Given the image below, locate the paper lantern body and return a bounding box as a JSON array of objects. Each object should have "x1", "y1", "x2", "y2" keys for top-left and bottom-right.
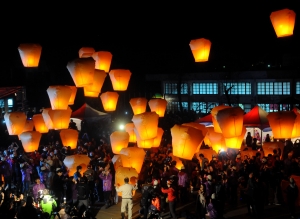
[
  {"x1": 267, "y1": 111, "x2": 296, "y2": 139},
  {"x1": 224, "y1": 126, "x2": 246, "y2": 149},
  {"x1": 115, "y1": 167, "x2": 138, "y2": 196},
  {"x1": 47, "y1": 86, "x2": 72, "y2": 110},
  {"x1": 100, "y1": 92, "x2": 119, "y2": 111},
  {"x1": 60, "y1": 129, "x2": 79, "y2": 149},
  {"x1": 195, "y1": 149, "x2": 217, "y2": 163},
  {"x1": 18, "y1": 43, "x2": 42, "y2": 67},
  {"x1": 22, "y1": 120, "x2": 34, "y2": 132},
  {"x1": 67, "y1": 86, "x2": 77, "y2": 105},
  {"x1": 130, "y1": 98, "x2": 147, "y2": 115},
  {"x1": 182, "y1": 122, "x2": 208, "y2": 151},
  {"x1": 110, "y1": 131, "x2": 129, "y2": 154},
  {"x1": 292, "y1": 113, "x2": 300, "y2": 138},
  {"x1": 19, "y1": 131, "x2": 41, "y2": 152},
  {"x1": 112, "y1": 155, "x2": 123, "y2": 171},
  {"x1": 134, "y1": 128, "x2": 154, "y2": 148},
  {"x1": 171, "y1": 124, "x2": 205, "y2": 160},
  {"x1": 125, "y1": 123, "x2": 137, "y2": 143},
  {"x1": 189, "y1": 38, "x2": 211, "y2": 62},
  {"x1": 83, "y1": 87, "x2": 99, "y2": 97},
  {"x1": 79, "y1": 47, "x2": 95, "y2": 58},
  {"x1": 67, "y1": 58, "x2": 95, "y2": 87},
  {"x1": 211, "y1": 105, "x2": 232, "y2": 133},
  {"x1": 153, "y1": 128, "x2": 164, "y2": 147},
  {"x1": 4, "y1": 112, "x2": 27, "y2": 135},
  {"x1": 270, "y1": 9, "x2": 296, "y2": 38},
  {"x1": 148, "y1": 99, "x2": 167, "y2": 117},
  {"x1": 63, "y1": 154, "x2": 91, "y2": 176},
  {"x1": 84, "y1": 70, "x2": 107, "y2": 94},
  {"x1": 48, "y1": 108, "x2": 72, "y2": 130},
  {"x1": 93, "y1": 51, "x2": 113, "y2": 72},
  {"x1": 33, "y1": 114, "x2": 49, "y2": 133},
  {"x1": 119, "y1": 147, "x2": 145, "y2": 173},
  {"x1": 216, "y1": 107, "x2": 244, "y2": 138},
  {"x1": 42, "y1": 108, "x2": 54, "y2": 129},
  {"x1": 171, "y1": 155, "x2": 184, "y2": 170},
  {"x1": 109, "y1": 69, "x2": 132, "y2": 91},
  {"x1": 132, "y1": 112, "x2": 159, "y2": 140},
  {"x1": 206, "y1": 127, "x2": 226, "y2": 152}
]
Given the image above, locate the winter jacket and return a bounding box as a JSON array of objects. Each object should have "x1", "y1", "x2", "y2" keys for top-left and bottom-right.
[{"x1": 99, "y1": 172, "x2": 113, "y2": 191}]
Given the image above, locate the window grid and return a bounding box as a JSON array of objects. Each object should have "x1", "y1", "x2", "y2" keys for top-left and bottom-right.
[
  {"x1": 257, "y1": 82, "x2": 290, "y2": 95},
  {"x1": 167, "y1": 102, "x2": 188, "y2": 112},
  {"x1": 192, "y1": 83, "x2": 218, "y2": 94},
  {"x1": 296, "y1": 82, "x2": 300, "y2": 94},
  {"x1": 165, "y1": 83, "x2": 188, "y2": 94},
  {"x1": 223, "y1": 82, "x2": 251, "y2": 95}
]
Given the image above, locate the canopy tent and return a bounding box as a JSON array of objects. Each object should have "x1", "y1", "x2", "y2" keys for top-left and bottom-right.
[
  {"x1": 243, "y1": 105, "x2": 269, "y2": 129},
  {"x1": 71, "y1": 103, "x2": 111, "y2": 123},
  {"x1": 195, "y1": 114, "x2": 212, "y2": 126}
]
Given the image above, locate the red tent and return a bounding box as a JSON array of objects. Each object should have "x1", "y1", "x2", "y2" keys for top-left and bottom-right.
[
  {"x1": 195, "y1": 114, "x2": 212, "y2": 124},
  {"x1": 243, "y1": 105, "x2": 269, "y2": 128},
  {"x1": 71, "y1": 103, "x2": 111, "y2": 122}
]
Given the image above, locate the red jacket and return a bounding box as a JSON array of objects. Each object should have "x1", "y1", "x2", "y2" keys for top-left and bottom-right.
[{"x1": 161, "y1": 187, "x2": 176, "y2": 202}]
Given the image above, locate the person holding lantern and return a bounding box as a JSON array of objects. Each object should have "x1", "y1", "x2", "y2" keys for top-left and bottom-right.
[{"x1": 161, "y1": 180, "x2": 177, "y2": 219}]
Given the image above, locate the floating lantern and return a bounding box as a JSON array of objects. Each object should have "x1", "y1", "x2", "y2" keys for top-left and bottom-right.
[
  {"x1": 93, "y1": 51, "x2": 113, "y2": 72},
  {"x1": 83, "y1": 87, "x2": 99, "y2": 97},
  {"x1": 19, "y1": 131, "x2": 41, "y2": 153},
  {"x1": 211, "y1": 105, "x2": 231, "y2": 133},
  {"x1": 195, "y1": 149, "x2": 218, "y2": 163},
  {"x1": 32, "y1": 114, "x2": 49, "y2": 133},
  {"x1": 22, "y1": 120, "x2": 34, "y2": 132},
  {"x1": 206, "y1": 127, "x2": 226, "y2": 152},
  {"x1": 292, "y1": 112, "x2": 300, "y2": 138},
  {"x1": 100, "y1": 91, "x2": 119, "y2": 111},
  {"x1": 109, "y1": 69, "x2": 132, "y2": 91},
  {"x1": 18, "y1": 43, "x2": 42, "y2": 67},
  {"x1": 182, "y1": 122, "x2": 208, "y2": 151},
  {"x1": 189, "y1": 38, "x2": 211, "y2": 62},
  {"x1": 224, "y1": 126, "x2": 246, "y2": 149},
  {"x1": 60, "y1": 129, "x2": 79, "y2": 149},
  {"x1": 42, "y1": 108, "x2": 54, "y2": 130},
  {"x1": 48, "y1": 107, "x2": 72, "y2": 130},
  {"x1": 267, "y1": 111, "x2": 296, "y2": 139},
  {"x1": 79, "y1": 47, "x2": 95, "y2": 58},
  {"x1": 153, "y1": 127, "x2": 164, "y2": 147},
  {"x1": 47, "y1": 86, "x2": 72, "y2": 110},
  {"x1": 67, "y1": 86, "x2": 77, "y2": 105},
  {"x1": 67, "y1": 58, "x2": 95, "y2": 87},
  {"x1": 115, "y1": 167, "x2": 138, "y2": 196},
  {"x1": 63, "y1": 154, "x2": 90, "y2": 176},
  {"x1": 132, "y1": 112, "x2": 159, "y2": 140},
  {"x1": 170, "y1": 155, "x2": 184, "y2": 170},
  {"x1": 124, "y1": 123, "x2": 137, "y2": 143},
  {"x1": 84, "y1": 70, "x2": 107, "y2": 94},
  {"x1": 119, "y1": 147, "x2": 145, "y2": 173},
  {"x1": 110, "y1": 131, "x2": 129, "y2": 154},
  {"x1": 112, "y1": 155, "x2": 123, "y2": 171},
  {"x1": 134, "y1": 128, "x2": 154, "y2": 148},
  {"x1": 270, "y1": 9, "x2": 296, "y2": 38},
  {"x1": 129, "y1": 97, "x2": 147, "y2": 115},
  {"x1": 148, "y1": 99, "x2": 167, "y2": 117},
  {"x1": 4, "y1": 112, "x2": 27, "y2": 135}
]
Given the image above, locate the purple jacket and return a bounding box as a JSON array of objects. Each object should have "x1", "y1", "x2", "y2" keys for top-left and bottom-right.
[
  {"x1": 21, "y1": 165, "x2": 32, "y2": 181},
  {"x1": 0, "y1": 161, "x2": 12, "y2": 177},
  {"x1": 32, "y1": 183, "x2": 46, "y2": 200},
  {"x1": 99, "y1": 172, "x2": 112, "y2": 191},
  {"x1": 178, "y1": 172, "x2": 188, "y2": 187},
  {"x1": 207, "y1": 202, "x2": 218, "y2": 219}
]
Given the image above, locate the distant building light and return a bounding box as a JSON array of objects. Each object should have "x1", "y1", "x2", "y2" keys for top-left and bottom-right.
[
  {"x1": 267, "y1": 65, "x2": 270, "y2": 67},
  {"x1": 125, "y1": 111, "x2": 128, "y2": 115},
  {"x1": 223, "y1": 66, "x2": 225, "y2": 68}
]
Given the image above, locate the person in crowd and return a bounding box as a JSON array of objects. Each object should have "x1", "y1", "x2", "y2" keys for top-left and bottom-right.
[
  {"x1": 77, "y1": 176, "x2": 90, "y2": 212},
  {"x1": 161, "y1": 180, "x2": 177, "y2": 219},
  {"x1": 39, "y1": 189, "x2": 57, "y2": 219},
  {"x1": 286, "y1": 177, "x2": 298, "y2": 219},
  {"x1": 140, "y1": 177, "x2": 154, "y2": 218},
  {"x1": 52, "y1": 168, "x2": 64, "y2": 207},
  {"x1": 20, "y1": 162, "x2": 32, "y2": 195},
  {"x1": 32, "y1": 176, "x2": 46, "y2": 202},
  {"x1": 99, "y1": 167, "x2": 113, "y2": 209}
]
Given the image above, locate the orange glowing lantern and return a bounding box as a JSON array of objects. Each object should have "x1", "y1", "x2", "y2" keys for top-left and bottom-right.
[
  {"x1": 195, "y1": 149, "x2": 218, "y2": 163},
  {"x1": 19, "y1": 131, "x2": 41, "y2": 153},
  {"x1": 110, "y1": 131, "x2": 129, "y2": 154},
  {"x1": 119, "y1": 147, "x2": 145, "y2": 173},
  {"x1": 206, "y1": 127, "x2": 226, "y2": 152},
  {"x1": 132, "y1": 112, "x2": 159, "y2": 140},
  {"x1": 18, "y1": 43, "x2": 42, "y2": 67},
  {"x1": 267, "y1": 111, "x2": 296, "y2": 139},
  {"x1": 67, "y1": 86, "x2": 77, "y2": 105},
  {"x1": 63, "y1": 154, "x2": 90, "y2": 176},
  {"x1": 134, "y1": 128, "x2": 154, "y2": 148},
  {"x1": 48, "y1": 107, "x2": 72, "y2": 130},
  {"x1": 22, "y1": 120, "x2": 34, "y2": 132},
  {"x1": 100, "y1": 91, "x2": 119, "y2": 111},
  {"x1": 153, "y1": 127, "x2": 164, "y2": 147},
  {"x1": 124, "y1": 123, "x2": 137, "y2": 143},
  {"x1": 84, "y1": 69, "x2": 107, "y2": 94},
  {"x1": 83, "y1": 87, "x2": 99, "y2": 97},
  {"x1": 32, "y1": 114, "x2": 49, "y2": 133},
  {"x1": 129, "y1": 98, "x2": 147, "y2": 115},
  {"x1": 79, "y1": 47, "x2": 95, "y2": 58},
  {"x1": 170, "y1": 155, "x2": 184, "y2": 170},
  {"x1": 148, "y1": 99, "x2": 167, "y2": 117},
  {"x1": 112, "y1": 155, "x2": 123, "y2": 171},
  {"x1": 263, "y1": 141, "x2": 284, "y2": 159},
  {"x1": 4, "y1": 112, "x2": 27, "y2": 135},
  {"x1": 182, "y1": 122, "x2": 208, "y2": 151},
  {"x1": 67, "y1": 57, "x2": 95, "y2": 87},
  {"x1": 93, "y1": 51, "x2": 113, "y2": 72},
  {"x1": 42, "y1": 108, "x2": 54, "y2": 130},
  {"x1": 47, "y1": 86, "x2": 72, "y2": 110},
  {"x1": 224, "y1": 126, "x2": 246, "y2": 149},
  {"x1": 115, "y1": 167, "x2": 138, "y2": 196},
  {"x1": 270, "y1": 9, "x2": 296, "y2": 38},
  {"x1": 171, "y1": 124, "x2": 205, "y2": 160},
  {"x1": 292, "y1": 112, "x2": 300, "y2": 138},
  {"x1": 189, "y1": 38, "x2": 211, "y2": 62},
  {"x1": 109, "y1": 69, "x2": 132, "y2": 91},
  {"x1": 60, "y1": 129, "x2": 79, "y2": 149},
  {"x1": 216, "y1": 107, "x2": 244, "y2": 138},
  {"x1": 211, "y1": 105, "x2": 231, "y2": 133}
]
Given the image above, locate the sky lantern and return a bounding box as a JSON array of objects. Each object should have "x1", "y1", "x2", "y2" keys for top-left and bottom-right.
[
  {"x1": 134, "y1": 128, "x2": 154, "y2": 148},
  {"x1": 112, "y1": 155, "x2": 123, "y2": 171},
  {"x1": 211, "y1": 105, "x2": 231, "y2": 133},
  {"x1": 67, "y1": 86, "x2": 77, "y2": 105},
  {"x1": 206, "y1": 127, "x2": 226, "y2": 152},
  {"x1": 63, "y1": 154, "x2": 90, "y2": 176},
  {"x1": 224, "y1": 126, "x2": 246, "y2": 149},
  {"x1": 129, "y1": 97, "x2": 147, "y2": 115},
  {"x1": 109, "y1": 69, "x2": 132, "y2": 91},
  {"x1": 19, "y1": 131, "x2": 41, "y2": 153},
  {"x1": 60, "y1": 129, "x2": 79, "y2": 149},
  {"x1": 119, "y1": 147, "x2": 145, "y2": 173},
  {"x1": 42, "y1": 108, "x2": 54, "y2": 129},
  {"x1": 18, "y1": 43, "x2": 42, "y2": 67},
  {"x1": 115, "y1": 167, "x2": 138, "y2": 196},
  {"x1": 4, "y1": 112, "x2": 27, "y2": 135},
  {"x1": 32, "y1": 114, "x2": 49, "y2": 133},
  {"x1": 67, "y1": 57, "x2": 95, "y2": 87},
  {"x1": 100, "y1": 91, "x2": 119, "y2": 111},
  {"x1": 83, "y1": 87, "x2": 99, "y2": 97},
  {"x1": 182, "y1": 122, "x2": 208, "y2": 151},
  {"x1": 79, "y1": 47, "x2": 95, "y2": 58},
  {"x1": 132, "y1": 112, "x2": 159, "y2": 140},
  {"x1": 124, "y1": 123, "x2": 137, "y2": 143},
  {"x1": 152, "y1": 127, "x2": 164, "y2": 147},
  {"x1": 263, "y1": 141, "x2": 284, "y2": 159},
  {"x1": 171, "y1": 124, "x2": 205, "y2": 160},
  {"x1": 110, "y1": 131, "x2": 129, "y2": 154},
  {"x1": 84, "y1": 69, "x2": 107, "y2": 94},
  {"x1": 47, "y1": 86, "x2": 72, "y2": 110},
  {"x1": 195, "y1": 149, "x2": 218, "y2": 163},
  {"x1": 93, "y1": 51, "x2": 113, "y2": 72},
  {"x1": 48, "y1": 107, "x2": 72, "y2": 130},
  {"x1": 270, "y1": 9, "x2": 296, "y2": 38},
  {"x1": 267, "y1": 111, "x2": 296, "y2": 139},
  {"x1": 292, "y1": 112, "x2": 300, "y2": 138},
  {"x1": 216, "y1": 107, "x2": 244, "y2": 138},
  {"x1": 22, "y1": 120, "x2": 34, "y2": 132},
  {"x1": 148, "y1": 99, "x2": 167, "y2": 117},
  {"x1": 189, "y1": 38, "x2": 211, "y2": 62},
  {"x1": 170, "y1": 155, "x2": 184, "y2": 170}
]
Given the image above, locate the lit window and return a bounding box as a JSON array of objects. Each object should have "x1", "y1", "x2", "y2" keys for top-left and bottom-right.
[
  {"x1": 257, "y1": 82, "x2": 290, "y2": 95},
  {"x1": 223, "y1": 82, "x2": 251, "y2": 95},
  {"x1": 165, "y1": 83, "x2": 188, "y2": 94},
  {"x1": 192, "y1": 83, "x2": 218, "y2": 94},
  {"x1": 8, "y1": 99, "x2": 13, "y2": 107}
]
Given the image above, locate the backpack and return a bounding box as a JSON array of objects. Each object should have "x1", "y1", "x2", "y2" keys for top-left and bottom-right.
[{"x1": 77, "y1": 183, "x2": 87, "y2": 200}]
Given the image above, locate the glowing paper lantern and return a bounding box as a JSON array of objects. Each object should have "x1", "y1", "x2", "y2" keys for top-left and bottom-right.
[
  {"x1": 211, "y1": 105, "x2": 231, "y2": 133},
  {"x1": 67, "y1": 58, "x2": 95, "y2": 87},
  {"x1": 182, "y1": 122, "x2": 208, "y2": 151},
  {"x1": 83, "y1": 87, "x2": 99, "y2": 97},
  {"x1": 47, "y1": 86, "x2": 72, "y2": 110},
  {"x1": 119, "y1": 147, "x2": 145, "y2": 173},
  {"x1": 67, "y1": 86, "x2": 77, "y2": 105},
  {"x1": 18, "y1": 43, "x2": 42, "y2": 67},
  {"x1": 124, "y1": 123, "x2": 137, "y2": 143},
  {"x1": 93, "y1": 51, "x2": 113, "y2": 72},
  {"x1": 216, "y1": 107, "x2": 244, "y2": 138},
  {"x1": 19, "y1": 131, "x2": 41, "y2": 153},
  {"x1": 112, "y1": 155, "x2": 123, "y2": 171},
  {"x1": 132, "y1": 112, "x2": 159, "y2": 140},
  {"x1": 171, "y1": 124, "x2": 205, "y2": 160},
  {"x1": 148, "y1": 99, "x2": 167, "y2": 117},
  {"x1": 224, "y1": 126, "x2": 246, "y2": 149},
  {"x1": 171, "y1": 155, "x2": 184, "y2": 170},
  {"x1": 292, "y1": 112, "x2": 300, "y2": 138},
  {"x1": 195, "y1": 149, "x2": 218, "y2": 163},
  {"x1": 4, "y1": 112, "x2": 27, "y2": 135},
  {"x1": 189, "y1": 38, "x2": 211, "y2": 62},
  {"x1": 22, "y1": 120, "x2": 34, "y2": 132},
  {"x1": 100, "y1": 91, "x2": 119, "y2": 111},
  {"x1": 109, "y1": 69, "x2": 132, "y2": 91},
  {"x1": 60, "y1": 129, "x2": 79, "y2": 149},
  {"x1": 84, "y1": 69, "x2": 107, "y2": 94},
  {"x1": 115, "y1": 167, "x2": 138, "y2": 196},
  {"x1": 63, "y1": 154, "x2": 90, "y2": 176},
  {"x1": 48, "y1": 107, "x2": 72, "y2": 130},
  {"x1": 79, "y1": 47, "x2": 95, "y2": 58},
  {"x1": 263, "y1": 141, "x2": 284, "y2": 159},
  {"x1": 110, "y1": 131, "x2": 129, "y2": 154},
  {"x1": 129, "y1": 98, "x2": 147, "y2": 115},
  {"x1": 153, "y1": 128, "x2": 164, "y2": 147},
  {"x1": 270, "y1": 9, "x2": 296, "y2": 38},
  {"x1": 42, "y1": 108, "x2": 54, "y2": 130},
  {"x1": 206, "y1": 127, "x2": 226, "y2": 152},
  {"x1": 33, "y1": 114, "x2": 49, "y2": 133},
  {"x1": 267, "y1": 111, "x2": 296, "y2": 139},
  {"x1": 134, "y1": 128, "x2": 154, "y2": 148}
]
